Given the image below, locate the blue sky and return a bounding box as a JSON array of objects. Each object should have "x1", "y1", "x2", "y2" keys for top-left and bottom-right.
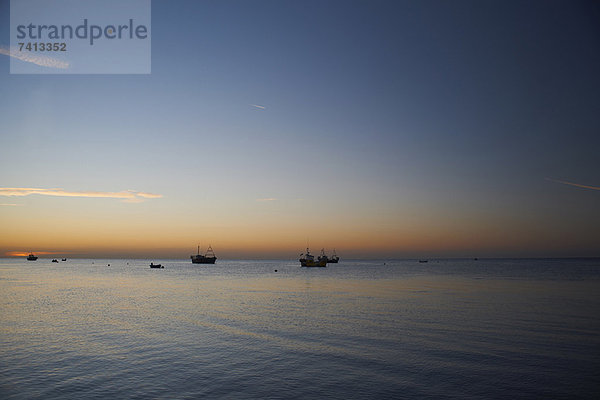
[{"x1": 1, "y1": 0, "x2": 599, "y2": 258}]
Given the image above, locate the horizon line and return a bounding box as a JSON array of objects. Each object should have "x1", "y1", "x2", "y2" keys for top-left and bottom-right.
[{"x1": 4, "y1": 255, "x2": 599, "y2": 260}]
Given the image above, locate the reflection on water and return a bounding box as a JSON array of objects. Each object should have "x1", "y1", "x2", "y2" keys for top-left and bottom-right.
[{"x1": 1, "y1": 259, "x2": 599, "y2": 398}]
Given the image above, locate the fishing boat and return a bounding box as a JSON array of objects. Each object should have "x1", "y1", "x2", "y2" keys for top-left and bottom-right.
[
  {"x1": 150, "y1": 263, "x2": 163, "y2": 268},
  {"x1": 52, "y1": 259, "x2": 58, "y2": 263},
  {"x1": 27, "y1": 253, "x2": 38, "y2": 261},
  {"x1": 62, "y1": 258, "x2": 67, "y2": 261},
  {"x1": 318, "y1": 248, "x2": 329, "y2": 264},
  {"x1": 191, "y1": 245, "x2": 217, "y2": 264},
  {"x1": 329, "y1": 249, "x2": 340, "y2": 263},
  {"x1": 299, "y1": 248, "x2": 327, "y2": 267}
]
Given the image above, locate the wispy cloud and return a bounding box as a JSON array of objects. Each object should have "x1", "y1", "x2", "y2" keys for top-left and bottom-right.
[
  {"x1": 0, "y1": 188, "x2": 163, "y2": 202},
  {"x1": 0, "y1": 45, "x2": 70, "y2": 69},
  {"x1": 256, "y1": 198, "x2": 278, "y2": 202},
  {"x1": 250, "y1": 104, "x2": 266, "y2": 110},
  {"x1": 0, "y1": 203, "x2": 24, "y2": 206},
  {"x1": 546, "y1": 178, "x2": 600, "y2": 191}
]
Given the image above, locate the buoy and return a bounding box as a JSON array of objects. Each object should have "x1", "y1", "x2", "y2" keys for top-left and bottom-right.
[{"x1": 274, "y1": 269, "x2": 278, "y2": 272}]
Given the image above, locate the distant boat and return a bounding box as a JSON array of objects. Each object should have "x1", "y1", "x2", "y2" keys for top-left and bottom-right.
[
  {"x1": 150, "y1": 263, "x2": 163, "y2": 269},
  {"x1": 318, "y1": 248, "x2": 329, "y2": 264},
  {"x1": 419, "y1": 260, "x2": 428, "y2": 263},
  {"x1": 62, "y1": 258, "x2": 67, "y2": 261},
  {"x1": 27, "y1": 253, "x2": 38, "y2": 261},
  {"x1": 299, "y1": 248, "x2": 327, "y2": 267},
  {"x1": 329, "y1": 249, "x2": 340, "y2": 263},
  {"x1": 317, "y1": 248, "x2": 340, "y2": 264},
  {"x1": 191, "y1": 245, "x2": 217, "y2": 264},
  {"x1": 52, "y1": 259, "x2": 58, "y2": 263}
]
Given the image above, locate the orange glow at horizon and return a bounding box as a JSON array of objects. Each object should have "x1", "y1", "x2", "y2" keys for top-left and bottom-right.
[
  {"x1": 3, "y1": 218, "x2": 595, "y2": 259},
  {"x1": 5, "y1": 251, "x2": 67, "y2": 257},
  {"x1": 2, "y1": 186, "x2": 599, "y2": 258}
]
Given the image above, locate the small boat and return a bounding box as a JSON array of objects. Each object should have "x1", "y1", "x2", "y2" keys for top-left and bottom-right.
[
  {"x1": 299, "y1": 248, "x2": 327, "y2": 267},
  {"x1": 329, "y1": 249, "x2": 340, "y2": 263},
  {"x1": 318, "y1": 248, "x2": 329, "y2": 264},
  {"x1": 191, "y1": 245, "x2": 217, "y2": 264},
  {"x1": 62, "y1": 258, "x2": 67, "y2": 261},
  {"x1": 52, "y1": 259, "x2": 58, "y2": 263},
  {"x1": 27, "y1": 253, "x2": 38, "y2": 261},
  {"x1": 150, "y1": 263, "x2": 163, "y2": 268},
  {"x1": 418, "y1": 260, "x2": 428, "y2": 263}
]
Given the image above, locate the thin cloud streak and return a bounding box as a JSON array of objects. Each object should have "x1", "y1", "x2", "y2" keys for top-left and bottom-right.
[
  {"x1": 0, "y1": 203, "x2": 24, "y2": 206},
  {"x1": 250, "y1": 104, "x2": 266, "y2": 109},
  {"x1": 0, "y1": 45, "x2": 70, "y2": 69},
  {"x1": 546, "y1": 178, "x2": 600, "y2": 191},
  {"x1": 256, "y1": 198, "x2": 278, "y2": 202},
  {"x1": 0, "y1": 187, "x2": 163, "y2": 202}
]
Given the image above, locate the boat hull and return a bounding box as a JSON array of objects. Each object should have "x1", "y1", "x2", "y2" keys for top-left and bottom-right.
[
  {"x1": 299, "y1": 259, "x2": 327, "y2": 267},
  {"x1": 191, "y1": 256, "x2": 217, "y2": 264}
]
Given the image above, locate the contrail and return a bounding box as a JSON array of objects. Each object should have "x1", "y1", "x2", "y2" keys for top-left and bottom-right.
[
  {"x1": 0, "y1": 187, "x2": 163, "y2": 202},
  {"x1": 250, "y1": 104, "x2": 266, "y2": 109},
  {"x1": 0, "y1": 45, "x2": 70, "y2": 69},
  {"x1": 546, "y1": 178, "x2": 600, "y2": 191}
]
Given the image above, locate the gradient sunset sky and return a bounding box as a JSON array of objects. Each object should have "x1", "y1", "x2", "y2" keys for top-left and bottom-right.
[{"x1": 1, "y1": 0, "x2": 599, "y2": 259}]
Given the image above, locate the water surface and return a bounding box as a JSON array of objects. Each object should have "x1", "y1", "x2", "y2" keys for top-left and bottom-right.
[{"x1": 1, "y1": 258, "x2": 599, "y2": 398}]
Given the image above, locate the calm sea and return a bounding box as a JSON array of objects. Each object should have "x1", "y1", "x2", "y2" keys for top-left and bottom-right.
[{"x1": 1, "y1": 258, "x2": 599, "y2": 399}]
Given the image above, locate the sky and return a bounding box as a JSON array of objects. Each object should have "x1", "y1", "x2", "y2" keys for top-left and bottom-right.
[{"x1": 1, "y1": 0, "x2": 599, "y2": 259}]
